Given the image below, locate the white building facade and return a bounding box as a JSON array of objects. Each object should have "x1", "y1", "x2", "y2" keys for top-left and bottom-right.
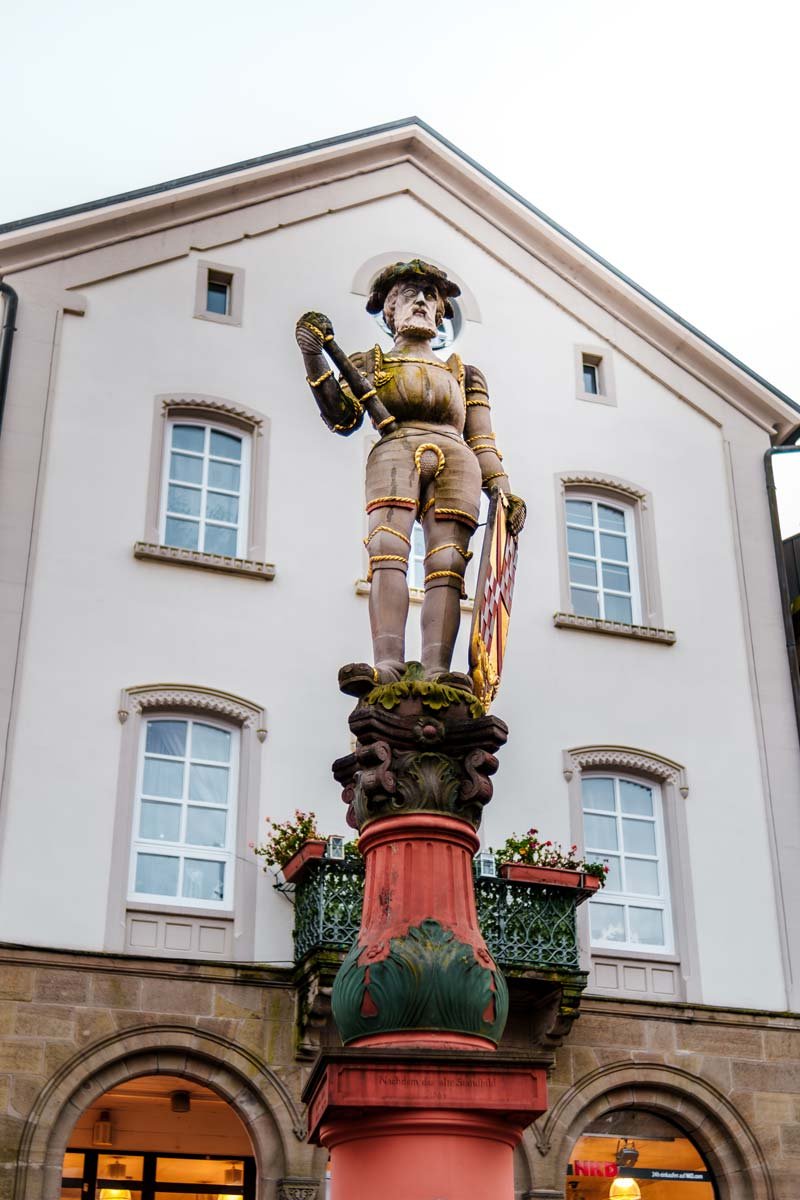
[{"x1": 0, "y1": 120, "x2": 798, "y2": 1200}]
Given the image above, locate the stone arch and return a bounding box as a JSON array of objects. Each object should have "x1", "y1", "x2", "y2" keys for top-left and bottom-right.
[
  {"x1": 14, "y1": 1024, "x2": 319, "y2": 1200},
  {"x1": 526, "y1": 1060, "x2": 773, "y2": 1199}
]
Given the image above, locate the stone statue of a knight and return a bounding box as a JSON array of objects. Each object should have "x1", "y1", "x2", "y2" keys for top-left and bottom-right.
[{"x1": 295, "y1": 259, "x2": 525, "y2": 696}]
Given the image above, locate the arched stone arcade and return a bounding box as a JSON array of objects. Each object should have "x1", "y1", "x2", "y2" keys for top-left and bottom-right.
[{"x1": 12, "y1": 1025, "x2": 324, "y2": 1200}]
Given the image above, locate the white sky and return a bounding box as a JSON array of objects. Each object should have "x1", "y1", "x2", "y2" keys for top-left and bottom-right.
[{"x1": 4, "y1": 0, "x2": 800, "y2": 525}]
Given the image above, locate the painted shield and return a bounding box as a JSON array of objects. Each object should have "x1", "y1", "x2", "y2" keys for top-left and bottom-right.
[{"x1": 469, "y1": 491, "x2": 520, "y2": 710}]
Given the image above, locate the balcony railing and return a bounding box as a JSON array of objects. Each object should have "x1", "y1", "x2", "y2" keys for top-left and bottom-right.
[{"x1": 290, "y1": 859, "x2": 585, "y2": 973}]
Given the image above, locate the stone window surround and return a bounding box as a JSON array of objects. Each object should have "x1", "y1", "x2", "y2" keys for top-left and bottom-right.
[
  {"x1": 105, "y1": 684, "x2": 267, "y2": 960},
  {"x1": 574, "y1": 343, "x2": 616, "y2": 406},
  {"x1": 193, "y1": 259, "x2": 244, "y2": 326},
  {"x1": 554, "y1": 470, "x2": 674, "y2": 644},
  {"x1": 135, "y1": 393, "x2": 275, "y2": 581},
  {"x1": 564, "y1": 744, "x2": 701, "y2": 1003}
]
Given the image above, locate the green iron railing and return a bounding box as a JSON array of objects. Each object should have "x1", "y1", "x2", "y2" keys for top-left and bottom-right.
[{"x1": 291, "y1": 859, "x2": 584, "y2": 973}]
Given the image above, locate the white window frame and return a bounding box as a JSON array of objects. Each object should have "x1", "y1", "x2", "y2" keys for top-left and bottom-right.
[
  {"x1": 193, "y1": 259, "x2": 244, "y2": 326},
  {"x1": 582, "y1": 773, "x2": 674, "y2": 955},
  {"x1": 159, "y1": 418, "x2": 251, "y2": 559},
  {"x1": 565, "y1": 494, "x2": 642, "y2": 625},
  {"x1": 128, "y1": 715, "x2": 240, "y2": 911},
  {"x1": 408, "y1": 522, "x2": 426, "y2": 591}
]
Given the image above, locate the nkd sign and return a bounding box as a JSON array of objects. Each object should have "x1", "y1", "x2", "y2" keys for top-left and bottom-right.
[{"x1": 569, "y1": 1162, "x2": 711, "y2": 1183}]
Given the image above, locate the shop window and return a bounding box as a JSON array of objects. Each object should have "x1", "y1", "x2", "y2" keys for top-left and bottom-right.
[{"x1": 567, "y1": 1108, "x2": 715, "y2": 1197}]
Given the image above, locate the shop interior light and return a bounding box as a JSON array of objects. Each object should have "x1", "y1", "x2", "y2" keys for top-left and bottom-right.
[
  {"x1": 217, "y1": 1162, "x2": 243, "y2": 1200},
  {"x1": 608, "y1": 1179, "x2": 641, "y2": 1200},
  {"x1": 474, "y1": 851, "x2": 497, "y2": 878},
  {"x1": 99, "y1": 1159, "x2": 132, "y2": 1200}
]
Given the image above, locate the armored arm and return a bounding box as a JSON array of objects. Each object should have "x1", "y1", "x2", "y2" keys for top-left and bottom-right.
[
  {"x1": 463, "y1": 364, "x2": 527, "y2": 536},
  {"x1": 295, "y1": 312, "x2": 365, "y2": 436}
]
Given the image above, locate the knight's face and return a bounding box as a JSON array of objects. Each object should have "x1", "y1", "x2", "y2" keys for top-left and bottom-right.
[{"x1": 392, "y1": 282, "x2": 440, "y2": 339}]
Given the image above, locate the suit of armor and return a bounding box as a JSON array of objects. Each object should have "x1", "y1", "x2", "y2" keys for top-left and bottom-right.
[{"x1": 296, "y1": 261, "x2": 523, "y2": 691}]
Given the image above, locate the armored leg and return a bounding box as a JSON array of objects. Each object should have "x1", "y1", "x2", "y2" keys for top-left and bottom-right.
[
  {"x1": 419, "y1": 514, "x2": 473, "y2": 679},
  {"x1": 365, "y1": 505, "x2": 417, "y2": 681}
]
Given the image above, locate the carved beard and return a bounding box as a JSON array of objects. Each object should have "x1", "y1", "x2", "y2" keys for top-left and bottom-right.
[{"x1": 395, "y1": 312, "x2": 438, "y2": 339}]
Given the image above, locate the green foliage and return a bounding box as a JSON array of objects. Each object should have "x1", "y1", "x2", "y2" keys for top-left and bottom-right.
[
  {"x1": 251, "y1": 811, "x2": 361, "y2": 870},
  {"x1": 363, "y1": 670, "x2": 485, "y2": 719},
  {"x1": 492, "y1": 828, "x2": 608, "y2": 883}
]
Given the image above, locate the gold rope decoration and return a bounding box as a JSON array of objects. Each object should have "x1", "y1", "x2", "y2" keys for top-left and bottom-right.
[
  {"x1": 364, "y1": 525, "x2": 412, "y2": 547},
  {"x1": 466, "y1": 432, "x2": 495, "y2": 445},
  {"x1": 424, "y1": 543, "x2": 473, "y2": 562},
  {"x1": 465, "y1": 397, "x2": 490, "y2": 408},
  {"x1": 435, "y1": 507, "x2": 478, "y2": 527},
  {"x1": 418, "y1": 495, "x2": 436, "y2": 520},
  {"x1": 414, "y1": 442, "x2": 446, "y2": 477},
  {"x1": 366, "y1": 496, "x2": 417, "y2": 513},
  {"x1": 306, "y1": 368, "x2": 333, "y2": 388},
  {"x1": 482, "y1": 472, "x2": 507, "y2": 485}
]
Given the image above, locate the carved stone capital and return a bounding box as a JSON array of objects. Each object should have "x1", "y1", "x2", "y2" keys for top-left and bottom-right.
[
  {"x1": 333, "y1": 688, "x2": 507, "y2": 831},
  {"x1": 277, "y1": 1181, "x2": 319, "y2": 1200}
]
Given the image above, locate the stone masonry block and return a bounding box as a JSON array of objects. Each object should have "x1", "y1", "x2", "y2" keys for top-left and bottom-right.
[
  {"x1": 781, "y1": 1122, "x2": 800, "y2": 1155},
  {"x1": 91, "y1": 975, "x2": 143, "y2": 1010},
  {"x1": 33, "y1": 971, "x2": 88, "y2": 1006},
  {"x1": 762, "y1": 1028, "x2": 800, "y2": 1062},
  {"x1": 676, "y1": 1022, "x2": 763, "y2": 1060},
  {"x1": 0, "y1": 1041, "x2": 44, "y2": 1073},
  {"x1": 141, "y1": 978, "x2": 214, "y2": 1016},
  {"x1": 566, "y1": 1015, "x2": 646, "y2": 1048},
  {"x1": 0, "y1": 970, "x2": 33, "y2": 1002},
  {"x1": 0, "y1": 1077, "x2": 8, "y2": 1111},
  {"x1": 214, "y1": 985, "x2": 267, "y2": 1018},
  {"x1": 10, "y1": 1073, "x2": 43, "y2": 1118},
  {"x1": 732, "y1": 1060, "x2": 800, "y2": 1094},
  {"x1": 15, "y1": 1004, "x2": 75, "y2": 1040},
  {"x1": 74, "y1": 1009, "x2": 116, "y2": 1045}
]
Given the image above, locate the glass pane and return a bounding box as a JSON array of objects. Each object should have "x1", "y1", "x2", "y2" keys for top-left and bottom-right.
[
  {"x1": 589, "y1": 902, "x2": 626, "y2": 942},
  {"x1": 189, "y1": 763, "x2": 229, "y2": 805},
  {"x1": 206, "y1": 492, "x2": 239, "y2": 524},
  {"x1": 599, "y1": 531, "x2": 628, "y2": 561},
  {"x1": 62, "y1": 1154, "x2": 85, "y2": 1180},
  {"x1": 139, "y1": 800, "x2": 181, "y2": 842},
  {"x1": 565, "y1": 499, "x2": 593, "y2": 526},
  {"x1": 97, "y1": 1157, "x2": 144, "y2": 1183},
  {"x1": 192, "y1": 723, "x2": 231, "y2": 763},
  {"x1": 207, "y1": 280, "x2": 229, "y2": 314},
  {"x1": 135, "y1": 853, "x2": 179, "y2": 896},
  {"x1": 567, "y1": 526, "x2": 595, "y2": 556},
  {"x1": 208, "y1": 460, "x2": 240, "y2": 491},
  {"x1": 602, "y1": 563, "x2": 630, "y2": 592},
  {"x1": 142, "y1": 757, "x2": 184, "y2": 798},
  {"x1": 167, "y1": 484, "x2": 201, "y2": 517},
  {"x1": 571, "y1": 587, "x2": 600, "y2": 618},
  {"x1": 620, "y1": 780, "x2": 653, "y2": 816},
  {"x1": 183, "y1": 859, "x2": 225, "y2": 901},
  {"x1": 598, "y1": 504, "x2": 626, "y2": 532},
  {"x1": 626, "y1": 857, "x2": 660, "y2": 895},
  {"x1": 169, "y1": 452, "x2": 203, "y2": 484},
  {"x1": 584, "y1": 813, "x2": 619, "y2": 850},
  {"x1": 203, "y1": 525, "x2": 237, "y2": 556},
  {"x1": 186, "y1": 806, "x2": 227, "y2": 847},
  {"x1": 569, "y1": 557, "x2": 597, "y2": 586},
  {"x1": 601, "y1": 855, "x2": 622, "y2": 891},
  {"x1": 164, "y1": 517, "x2": 199, "y2": 550},
  {"x1": 156, "y1": 1160, "x2": 243, "y2": 1185},
  {"x1": 623, "y1": 818, "x2": 656, "y2": 855},
  {"x1": 145, "y1": 720, "x2": 186, "y2": 757},
  {"x1": 604, "y1": 593, "x2": 633, "y2": 623},
  {"x1": 582, "y1": 363, "x2": 598, "y2": 394},
  {"x1": 171, "y1": 425, "x2": 205, "y2": 454},
  {"x1": 582, "y1": 777, "x2": 615, "y2": 811},
  {"x1": 629, "y1": 906, "x2": 665, "y2": 945},
  {"x1": 210, "y1": 430, "x2": 242, "y2": 461}
]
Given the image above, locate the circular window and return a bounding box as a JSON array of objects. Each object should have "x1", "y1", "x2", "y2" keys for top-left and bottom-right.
[{"x1": 374, "y1": 301, "x2": 462, "y2": 352}]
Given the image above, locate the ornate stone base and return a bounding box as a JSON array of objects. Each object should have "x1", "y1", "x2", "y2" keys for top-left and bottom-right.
[{"x1": 303, "y1": 1048, "x2": 549, "y2": 1200}]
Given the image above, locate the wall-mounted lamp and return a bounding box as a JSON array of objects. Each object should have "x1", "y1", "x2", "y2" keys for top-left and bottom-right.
[
  {"x1": 474, "y1": 851, "x2": 497, "y2": 878},
  {"x1": 326, "y1": 836, "x2": 345, "y2": 861},
  {"x1": 217, "y1": 1162, "x2": 243, "y2": 1200},
  {"x1": 615, "y1": 1139, "x2": 639, "y2": 1170},
  {"x1": 170, "y1": 1090, "x2": 191, "y2": 1113},
  {"x1": 92, "y1": 1110, "x2": 113, "y2": 1147}
]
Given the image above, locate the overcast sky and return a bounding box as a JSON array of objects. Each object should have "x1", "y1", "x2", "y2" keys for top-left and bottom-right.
[{"x1": 4, "y1": 0, "x2": 799, "y2": 523}]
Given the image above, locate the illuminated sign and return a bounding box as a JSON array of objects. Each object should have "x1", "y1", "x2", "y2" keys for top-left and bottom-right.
[{"x1": 568, "y1": 1163, "x2": 711, "y2": 1182}]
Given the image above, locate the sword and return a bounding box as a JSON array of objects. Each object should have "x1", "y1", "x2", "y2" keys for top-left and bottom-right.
[{"x1": 300, "y1": 311, "x2": 396, "y2": 433}]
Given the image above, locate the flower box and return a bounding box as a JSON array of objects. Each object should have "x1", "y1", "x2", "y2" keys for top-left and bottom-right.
[
  {"x1": 499, "y1": 864, "x2": 583, "y2": 887},
  {"x1": 281, "y1": 838, "x2": 327, "y2": 885}
]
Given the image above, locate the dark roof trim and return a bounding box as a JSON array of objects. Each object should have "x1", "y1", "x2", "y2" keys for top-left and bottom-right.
[{"x1": 1, "y1": 116, "x2": 795, "y2": 413}]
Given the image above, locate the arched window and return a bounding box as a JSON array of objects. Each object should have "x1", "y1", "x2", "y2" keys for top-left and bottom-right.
[{"x1": 555, "y1": 472, "x2": 674, "y2": 644}]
